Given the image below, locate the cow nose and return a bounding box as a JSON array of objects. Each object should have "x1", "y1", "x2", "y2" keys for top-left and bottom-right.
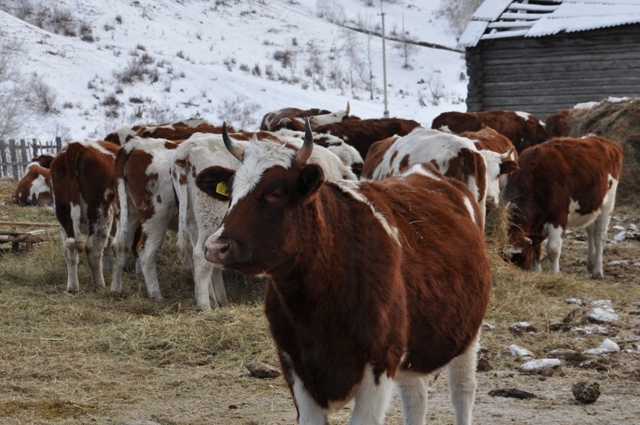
[
  {"x1": 205, "y1": 239, "x2": 232, "y2": 263},
  {"x1": 486, "y1": 196, "x2": 496, "y2": 208}
]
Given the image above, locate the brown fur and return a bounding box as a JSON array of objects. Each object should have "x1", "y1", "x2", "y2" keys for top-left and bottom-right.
[
  {"x1": 197, "y1": 156, "x2": 491, "y2": 414},
  {"x1": 545, "y1": 109, "x2": 573, "y2": 138},
  {"x1": 503, "y1": 136, "x2": 623, "y2": 270},
  {"x1": 432, "y1": 110, "x2": 549, "y2": 153},
  {"x1": 14, "y1": 164, "x2": 52, "y2": 206},
  {"x1": 260, "y1": 107, "x2": 332, "y2": 131},
  {"x1": 313, "y1": 118, "x2": 420, "y2": 159}
]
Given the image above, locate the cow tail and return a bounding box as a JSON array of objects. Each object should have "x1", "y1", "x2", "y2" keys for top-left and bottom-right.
[
  {"x1": 173, "y1": 160, "x2": 192, "y2": 266},
  {"x1": 112, "y1": 148, "x2": 131, "y2": 254}
]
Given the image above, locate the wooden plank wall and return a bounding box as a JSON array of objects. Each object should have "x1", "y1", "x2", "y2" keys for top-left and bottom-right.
[
  {"x1": 465, "y1": 24, "x2": 640, "y2": 119},
  {"x1": 0, "y1": 138, "x2": 62, "y2": 180}
]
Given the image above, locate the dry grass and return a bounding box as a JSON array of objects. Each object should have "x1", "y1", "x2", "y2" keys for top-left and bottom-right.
[
  {"x1": 1, "y1": 201, "x2": 639, "y2": 424},
  {"x1": 568, "y1": 98, "x2": 640, "y2": 204}
]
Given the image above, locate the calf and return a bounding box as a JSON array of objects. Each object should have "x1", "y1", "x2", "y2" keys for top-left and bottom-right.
[
  {"x1": 503, "y1": 136, "x2": 623, "y2": 278},
  {"x1": 432, "y1": 110, "x2": 549, "y2": 153},
  {"x1": 363, "y1": 128, "x2": 517, "y2": 228},
  {"x1": 50, "y1": 141, "x2": 120, "y2": 292},
  {"x1": 15, "y1": 154, "x2": 56, "y2": 206},
  {"x1": 313, "y1": 118, "x2": 421, "y2": 159},
  {"x1": 170, "y1": 126, "x2": 356, "y2": 311},
  {"x1": 197, "y1": 122, "x2": 491, "y2": 424}
]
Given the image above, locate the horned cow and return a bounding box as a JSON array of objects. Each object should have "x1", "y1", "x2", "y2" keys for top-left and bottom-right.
[{"x1": 196, "y1": 122, "x2": 491, "y2": 424}]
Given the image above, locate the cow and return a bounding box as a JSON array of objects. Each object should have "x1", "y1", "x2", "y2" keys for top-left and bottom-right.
[
  {"x1": 260, "y1": 102, "x2": 351, "y2": 131},
  {"x1": 502, "y1": 136, "x2": 623, "y2": 279},
  {"x1": 50, "y1": 141, "x2": 120, "y2": 293},
  {"x1": 170, "y1": 126, "x2": 357, "y2": 311},
  {"x1": 363, "y1": 128, "x2": 517, "y2": 228},
  {"x1": 312, "y1": 118, "x2": 421, "y2": 159},
  {"x1": 104, "y1": 120, "x2": 233, "y2": 145},
  {"x1": 110, "y1": 136, "x2": 182, "y2": 300},
  {"x1": 431, "y1": 110, "x2": 549, "y2": 153},
  {"x1": 196, "y1": 121, "x2": 491, "y2": 424},
  {"x1": 15, "y1": 153, "x2": 56, "y2": 206}
]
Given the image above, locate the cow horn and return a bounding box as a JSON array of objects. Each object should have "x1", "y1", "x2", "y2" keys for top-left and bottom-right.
[
  {"x1": 345, "y1": 101, "x2": 350, "y2": 116},
  {"x1": 524, "y1": 237, "x2": 533, "y2": 245},
  {"x1": 295, "y1": 118, "x2": 314, "y2": 164},
  {"x1": 500, "y1": 147, "x2": 515, "y2": 161},
  {"x1": 222, "y1": 122, "x2": 244, "y2": 161}
]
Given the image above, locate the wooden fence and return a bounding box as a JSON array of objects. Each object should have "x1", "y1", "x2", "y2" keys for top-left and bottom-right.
[{"x1": 0, "y1": 138, "x2": 62, "y2": 181}]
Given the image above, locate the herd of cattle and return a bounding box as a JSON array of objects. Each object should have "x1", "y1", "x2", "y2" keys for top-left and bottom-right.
[{"x1": 13, "y1": 103, "x2": 623, "y2": 424}]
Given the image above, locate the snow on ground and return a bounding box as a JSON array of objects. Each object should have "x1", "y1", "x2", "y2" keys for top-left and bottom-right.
[{"x1": 2, "y1": 0, "x2": 467, "y2": 142}]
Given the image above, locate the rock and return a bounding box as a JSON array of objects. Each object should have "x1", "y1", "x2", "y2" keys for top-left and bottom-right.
[
  {"x1": 547, "y1": 348, "x2": 587, "y2": 362},
  {"x1": 607, "y1": 260, "x2": 628, "y2": 266},
  {"x1": 591, "y1": 300, "x2": 613, "y2": 309},
  {"x1": 482, "y1": 321, "x2": 495, "y2": 331},
  {"x1": 509, "y1": 344, "x2": 534, "y2": 359},
  {"x1": 572, "y1": 382, "x2": 601, "y2": 404},
  {"x1": 477, "y1": 358, "x2": 493, "y2": 372},
  {"x1": 245, "y1": 362, "x2": 281, "y2": 379},
  {"x1": 570, "y1": 325, "x2": 609, "y2": 335},
  {"x1": 612, "y1": 225, "x2": 625, "y2": 231},
  {"x1": 613, "y1": 230, "x2": 627, "y2": 242},
  {"x1": 565, "y1": 298, "x2": 584, "y2": 306},
  {"x1": 488, "y1": 388, "x2": 537, "y2": 400},
  {"x1": 509, "y1": 322, "x2": 537, "y2": 334},
  {"x1": 583, "y1": 338, "x2": 620, "y2": 355},
  {"x1": 519, "y1": 359, "x2": 561, "y2": 375},
  {"x1": 586, "y1": 307, "x2": 620, "y2": 324},
  {"x1": 631, "y1": 301, "x2": 640, "y2": 308},
  {"x1": 578, "y1": 360, "x2": 609, "y2": 372}
]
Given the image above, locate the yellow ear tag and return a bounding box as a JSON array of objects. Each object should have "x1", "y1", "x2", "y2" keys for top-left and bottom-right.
[{"x1": 216, "y1": 181, "x2": 229, "y2": 197}]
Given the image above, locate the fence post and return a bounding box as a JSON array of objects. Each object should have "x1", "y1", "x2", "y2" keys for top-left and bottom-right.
[
  {"x1": 20, "y1": 139, "x2": 29, "y2": 173},
  {"x1": 56, "y1": 137, "x2": 62, "y2": 153},
  {"x1": 9, "y1": 139, "x2": 19, "y2": 180},
  {"x1": 32, "y1": 139, "x2": 39, "y2": 158},
  {"x1": 0, "y1": 139, "x2": 6, "y2": 177}
]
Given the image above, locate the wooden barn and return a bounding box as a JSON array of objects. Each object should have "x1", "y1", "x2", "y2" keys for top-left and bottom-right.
[{"x1": 458, "y1": 0, "x2": 640, "y2": 119}]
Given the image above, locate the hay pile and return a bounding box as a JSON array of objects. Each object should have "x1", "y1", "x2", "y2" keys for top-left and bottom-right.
[
  {"x1": 0, "y1": 176, "x2": 17, "y2": 204},
  {"x1": 567, "y1": 98, "x2": 640, "y2": 204}
]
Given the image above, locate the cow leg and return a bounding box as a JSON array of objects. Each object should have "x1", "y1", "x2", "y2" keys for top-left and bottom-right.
[
  {"x1": 290, "y1": 369, "x2": 328, "y2": 425},
  {"x1": 61, "y1": 228, "x2": 81, "y2": 293},
  {"x1": 193, "y1": 239, "x2": 217, "y2": 311},
  {"x1": 137, "y1": 224, "x2": 168, "y2": 300},
  {"x1": 448, "y1": 330, "x2": 480, "y2": 425},
  {"x1": 211, "y1": 267, "x2": 229, "y2": 307},
  {"x1": 588, "y1": 211, "x2": 612, "y2": 279},
  {"x1": 110, "y1": 213, "x2": 140, "y2": 293},
  {"x1": 396, "y1": 372, "x2": 429, "y2": 425},
  {"x1": 349, "y1": 365, "x2": 395, "y2": 425},
  {"x1": 85, "y1": 208, "x2": 114, "y2": 289},
  {"x1": 545, "y1": 224, "x2": 564, "y2": 274}
]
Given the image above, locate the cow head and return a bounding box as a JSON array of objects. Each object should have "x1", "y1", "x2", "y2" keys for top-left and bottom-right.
[
  {"x1": 309, "y1": 101, "x2": 350, "y2": 128},
  {"x1": 34, "y1": 153, "x2": 55, "y2": 168},
  {"x1": 504, "y1": 230, "x2": 546, "y2": 271},
  {"x1": 482, "y1": 148, "x2": 518, "y2": 208},
  {"x1": 196, "y1": 121, "x2": 324, "y2": 275}
]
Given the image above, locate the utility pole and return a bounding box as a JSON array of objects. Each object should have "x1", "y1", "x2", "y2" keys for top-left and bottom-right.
[{"x1": 379, "y1": 0, "x2": 389, "y2": 118}]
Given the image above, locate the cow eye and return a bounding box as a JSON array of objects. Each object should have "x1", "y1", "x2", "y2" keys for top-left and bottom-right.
[{"x1": 267, "y1": 189, "x2": 285, "y2": 200}]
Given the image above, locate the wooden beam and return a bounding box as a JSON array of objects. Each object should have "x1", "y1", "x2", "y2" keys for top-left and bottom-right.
[{"x1": 0, "y1": 221, "x2": 60, "y2": 228}]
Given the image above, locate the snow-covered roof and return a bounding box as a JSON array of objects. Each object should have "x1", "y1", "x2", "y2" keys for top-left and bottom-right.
[{"x1": 458, "y1": 0, "x2": 640, "y2": 48}]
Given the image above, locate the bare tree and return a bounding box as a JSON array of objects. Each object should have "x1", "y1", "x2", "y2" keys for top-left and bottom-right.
[
  {"x1": 435, "y1": 0, "x2": 484, "y2": 37},
  {"x1": 0, "y1": 38, "x2": 34, "y2": 139},
  {"x1": 394, "y1": 16, "x2": 417, "y2": 70},
  {"x1": 341, "y1": 18, "x2": 378, "y2": 100}
]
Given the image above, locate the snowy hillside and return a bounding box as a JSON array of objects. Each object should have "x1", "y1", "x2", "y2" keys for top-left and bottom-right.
[{"x1": 1, "y1": 0, "x2": 467, "y2": 142}]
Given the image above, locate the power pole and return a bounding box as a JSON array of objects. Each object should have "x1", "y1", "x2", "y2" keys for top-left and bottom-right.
[{"x1": 380, "y1": 1, "x2": 389, "y2": 118}]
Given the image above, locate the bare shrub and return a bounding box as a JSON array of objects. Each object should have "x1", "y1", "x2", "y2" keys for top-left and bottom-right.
[
  {"x1": 101, "y1": 94, "x2": 122, "y2": 107},
  {"x1": 216, "y1": 94, "x2": 260, "y2": 130},
  {"x1": 114, "y1": 57, "x2": 158, "y2": 85},
  {"x1": 239, "y1": 64, "x2": 250, "y2": 73},
  {"x1": 252, "y1": 64, "x2": 261, "y2": 76},
  {"x1": 31, "y1": 77, "x2": 58, "y2": 114},
  {"x1": 0, "y1": 38, "x2": 33, "y2": 139},
  {"x1": 316, "y1": 0, "x2": 345, "y2": 24},
  {"x1": 435, "y1": 0, "x2": 484, "y2": 37},
  {"x1": 273, "y1": 49, "x2": 294, "y2": 68}
]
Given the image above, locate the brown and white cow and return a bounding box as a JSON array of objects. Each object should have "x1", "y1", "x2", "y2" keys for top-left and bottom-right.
[
  {"x1": 363, "y1": 128, "x2": 517, "y2": 228},
  {"x1": 312, "y1": 117, "x2": 421, "y2": 159},
  {"x1": 260, "y1": 102, "x2": 351, "y2": 131},
  {"x1": 15, "y1": 154, "x2": 56, "y2": 206},
  {"x1": 432, "y1": 110, "x2": 549, "y2": 153},
  {"x1": 110, "y1": 136, "x2": 182, "y2": 300},
  {"x1": 50, "y1": 141, "x2": 120, "y2": 292},
  {"x1": 544, "y1": 109, "x2": 572, "y2": 138},
  {"x1": 170, "y1": 126, "x2": 357, "y2": 311},
  {"x1": 196, "y1": 122, "x2": 491, "y2": 424},
  {"x1": 503, "y1": 136, "x2": 623, "y2": 278}
]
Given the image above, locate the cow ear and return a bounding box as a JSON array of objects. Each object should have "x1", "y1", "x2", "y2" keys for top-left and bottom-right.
[
  {"x1": 196, "y1": 166, "x2": 236, "y2": 201},
  {"x1": 296, "y1": 163, "x2": 324, "y2": 200},
  {"x1": 499, "y1": 160, "x2": 519, "y2": 175},
  {"x1": 528, "y1": 233, "x2": 547, "y2": 246}
]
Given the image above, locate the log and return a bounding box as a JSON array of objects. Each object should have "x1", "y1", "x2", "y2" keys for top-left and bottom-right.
[{"x1": 0, "y1": 221, "x2": 60, "y2": 227}]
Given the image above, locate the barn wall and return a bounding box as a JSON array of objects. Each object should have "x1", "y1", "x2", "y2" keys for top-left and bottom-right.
[{"x1": 465, "y1": 24, "x2": 640, "y2": 119}]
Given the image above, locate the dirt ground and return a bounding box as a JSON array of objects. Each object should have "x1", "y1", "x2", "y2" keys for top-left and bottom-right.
[{"x1": 0, "y1": 203, "x2": 639, "y2": 425}]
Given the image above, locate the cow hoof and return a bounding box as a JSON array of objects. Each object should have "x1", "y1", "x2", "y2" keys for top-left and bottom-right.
[
  {"x1": 67, "y1": 288, "x2": 79, "y2": 294},
  {"x1": 590, "y1": 273, "x2": 604, "y2": 280}
]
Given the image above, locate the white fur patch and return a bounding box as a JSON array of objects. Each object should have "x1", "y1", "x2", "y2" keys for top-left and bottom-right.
[
  {"x1": 230, "y1": 140, "x2": 295, "y2": 210},
  {"x1": 29, "y1": 174, "x2": 50, "y2": 201},
  {"x1": 515, "y1": 111, "x2": 531, "y2": 120},
  {"x1": 400, "y1": 163, "x2": 441, "y2": 181},
  {"x1": 463, "y1": 196, "x2": 477, "y2": 225},
  {"x1": 73, "y1": 140, "x2": 116, "y2": 157}
]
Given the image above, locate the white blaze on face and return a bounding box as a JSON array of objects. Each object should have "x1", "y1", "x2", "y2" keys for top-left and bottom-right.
[{"x1": 229, "y1": 140, "x2": 295, "y2": 211}]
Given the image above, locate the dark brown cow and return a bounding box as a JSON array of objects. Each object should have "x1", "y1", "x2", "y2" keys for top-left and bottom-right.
[
  {"x1": 14, "y1": 154, "x2": 56, "y2": 206},
  {"x1": 195, "y1": 124, "x2": 491, "y2": 424},
  {"x1": 50, "y1": 141, "x2": 120, "y2": 292},
  {"x1": 544, "y1": 109, "x2": 572, "y2": 138},
  {"x1": 312, "y1": 118, "x2": 421, "y2": 159},
  {"x1": 503, "y1": 136, "x2": 623, "y2": 278},
  {"x1": 104, "y1": 120, "x2": 234, "y2": 145},
  {"x1": 432, "y1": 110, "x2": 549, "y2": 153}
]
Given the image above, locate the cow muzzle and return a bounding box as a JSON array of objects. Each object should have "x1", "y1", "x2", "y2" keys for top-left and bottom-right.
[{"x1": 204, "y1": 236, "x2": 248, "y2": 268}]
